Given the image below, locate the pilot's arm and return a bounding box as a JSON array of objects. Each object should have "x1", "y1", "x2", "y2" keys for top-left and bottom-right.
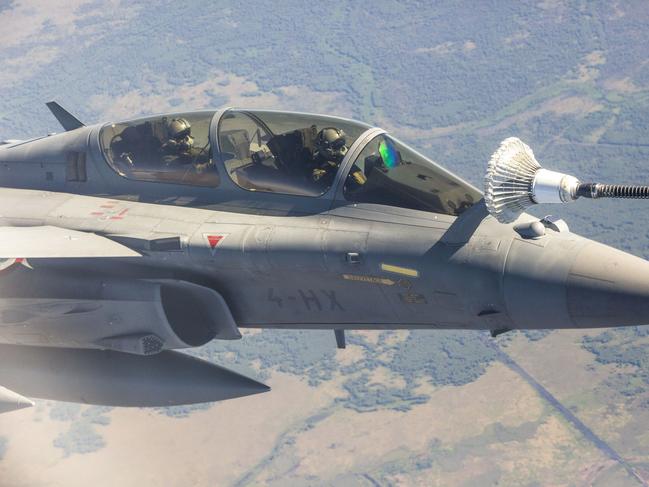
[
  {"x1": 312, "y1": 160, "x2": 337, "y2": 182},
  {"x1": 347, "y1": 165, "x2": 367, "y2": 188}
]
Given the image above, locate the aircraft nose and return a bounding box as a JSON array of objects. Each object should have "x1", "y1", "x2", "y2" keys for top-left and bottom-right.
[{"x1": 568, "y1": 242, "x2": 649, "y2": 328}]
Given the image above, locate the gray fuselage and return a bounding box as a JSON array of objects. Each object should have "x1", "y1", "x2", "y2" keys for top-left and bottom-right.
[{"x1": 1, "y1": 111, "x2": 648, "y2": 356}]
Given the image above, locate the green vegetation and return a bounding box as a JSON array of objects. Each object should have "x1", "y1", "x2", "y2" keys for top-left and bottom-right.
[
  {"x1": 196, "y1": 329, "x2": 496, "y2": 413},
  {"x1": 386, "y1": 332, "x2": 496, "y2": 387},
  {"x1": 53, "y1": 422, "x2": 106, "y2": 458},
  {"x1": 193, "y1": 330, "x2": 337, "y2": 386},
  {"x1": 155, "y1": 402, "x2": 212, "y2": 419},
  {"x1": 50, "y1": 404, "x2": 112, "y2": 457},
  {"x1": 352, "y1": 331, "x2": 494, "y2": 411},
  {"x1": 339, "y1": 373, "x2": 428, "y2": 413},
  {"x1": 522, "y1": 330, "x2": 552, "y2": 342},
  {"x1": 583, "y1": 327, "x2": 649, "y2": 398},
  {"x1": 49, "y1": 402, "x2": 82, "y2": 422}
]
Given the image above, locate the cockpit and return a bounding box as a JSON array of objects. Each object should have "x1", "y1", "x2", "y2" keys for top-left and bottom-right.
[
  {"x1": 99, "y1": 109, "x2": 480, "y2": 216},
  {"x1": 341, "y1": 133, "x2": 479, "y2": 215},
  {"x1": 100, "y1": 111, "x2": 219, "y2": 187},
  {"x1": 217, "y1": 110, "x2": 370, "y2": 197}
]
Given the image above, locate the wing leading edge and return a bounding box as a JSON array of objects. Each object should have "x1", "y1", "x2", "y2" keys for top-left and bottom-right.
[{"x1": 0, "y1": 226, "x2": 141, "y2": 258}]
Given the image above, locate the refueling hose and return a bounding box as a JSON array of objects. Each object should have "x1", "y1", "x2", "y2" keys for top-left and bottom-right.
[{"x1": 577, "y1": 183, "x2": 649, "y2": 199}]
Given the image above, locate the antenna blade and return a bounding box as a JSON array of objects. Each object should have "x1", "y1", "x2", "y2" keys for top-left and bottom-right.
[
  {"x1": 334, "y1": 329, "x2": 346, "y2": 349},
  {"x1": 46, "y1": 101, "x2": 85, "y2": 131}
]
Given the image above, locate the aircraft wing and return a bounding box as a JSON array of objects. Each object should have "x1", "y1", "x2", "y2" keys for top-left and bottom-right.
[
  {"x1": 0, "y1": 190, "x2": 266, "y2": 414},
  {"x1": 0, "y1": 224, "x2": 140, "y2": 414},
  {"x1": 0, "y1": 226, "x2": 141, "y2": 258}
]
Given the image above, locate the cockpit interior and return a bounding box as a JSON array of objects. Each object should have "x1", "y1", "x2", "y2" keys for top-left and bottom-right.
[
  {"x1": 342, "y1": 134, "x2": 478, "y2": 215},
  {"x1": 217, "y1": 110, "x2": 369, "y2": 197},
  {"x1": 100, "y1": 111, "x2": 219, "y2": 187},
  {"x1": 99, "y1": 109, "x2": 480, "y2": 216}
]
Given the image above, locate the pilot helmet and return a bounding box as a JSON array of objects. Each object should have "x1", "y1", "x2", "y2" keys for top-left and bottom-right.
[
  {"x1": 168, "y1": 118, "x2": 192, "y2": 140},
  {"x1": 315, "y1": 127, "x2": 348, "y2": 163}
]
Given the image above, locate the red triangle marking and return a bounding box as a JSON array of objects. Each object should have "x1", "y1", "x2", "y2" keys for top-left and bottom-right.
[{"x1": 207, "y1": 235, "x2": 223, "y2": 249}]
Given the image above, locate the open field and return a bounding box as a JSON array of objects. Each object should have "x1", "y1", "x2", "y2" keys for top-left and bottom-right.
[{"x1": 3, "y1": 329, "x2": 649, "y2": 486}]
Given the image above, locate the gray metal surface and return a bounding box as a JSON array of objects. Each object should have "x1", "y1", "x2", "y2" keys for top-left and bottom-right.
[
  {"x1": 45, "y1": 101, "x2": 85, "y2": 131},
  {"x1": 0, "y1": 385, "x2": 34, "y2": 413},
  {"x1": 0, "y1": 345, "x2": 268, "y2": 406},
  {"x1": 1, "y1": 104, "x2": 647, "y2": 412},
  {"x1": 0, "y1": 226, "x2": 141, "y2": 258}
]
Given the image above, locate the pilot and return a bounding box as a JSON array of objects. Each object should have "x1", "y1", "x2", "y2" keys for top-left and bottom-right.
[
  {"x1": 311, "y1": 127, "x2": 366, "y2": 189},
  {"x1": 161, "y1": 118, "x2": 210, "y2": 170}
]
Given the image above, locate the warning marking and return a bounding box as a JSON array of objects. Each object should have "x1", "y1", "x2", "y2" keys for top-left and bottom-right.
[
  {"x1": 204, "y1": 234, "x2": 229, "y2": 256},
  {"x1": 0, "y1": 258, "x2": 32, "y2": 273},
  {"x1": 380, "y1": 263, "x2": 419, "y2": 278},
  {"x1": 342, "y1": 274, "x2": 396, "y2": 286},
  {"x1": 90, "y1": 206, "x2": 129, "y2": 220},
  {"x1": 399, "y1": 292, "x2": 428, "y2": 304},
  {"x1": 109, "y1": 208, "x2": 129, "y2": 220}
]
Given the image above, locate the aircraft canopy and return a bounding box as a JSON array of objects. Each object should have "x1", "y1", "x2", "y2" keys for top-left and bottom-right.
[
  {"x1": 99, "y1": 109, "x2": 480, "y2": 216},
  {"x1": 99, "y1": 110, "x2": 219, "y2": 187}
]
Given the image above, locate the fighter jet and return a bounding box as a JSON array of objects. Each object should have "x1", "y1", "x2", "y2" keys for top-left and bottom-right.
[{"x1": 1, "y1": 102, "x2": 648, "y2": 414}]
